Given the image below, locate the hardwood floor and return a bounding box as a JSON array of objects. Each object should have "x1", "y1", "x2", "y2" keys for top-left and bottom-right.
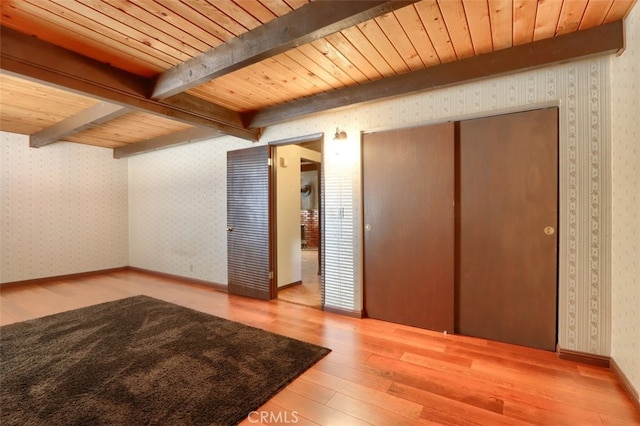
[
  {"x1": 1, "y1": 269, "x2": 638, "y2": 425},
  {"x1": 278, "y1": 249, "x2": 322, "y2": 308}
]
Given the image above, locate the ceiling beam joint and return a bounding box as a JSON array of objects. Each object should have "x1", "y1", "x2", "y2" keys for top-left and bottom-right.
[
  {"x1": 30, "y1": 102, "x2": 128, "y2": 148},
  {"x1": 113, "y1": 127, "x2": 221, "y2": 159},
  {"x1": 0, "y1": 25, "x2": 259, "y2": 142},
  {"x1": 150, "y1": 0, "x2": 419, "y2": 100},
  {"x1": 248, "y1": 20, "x2": 625, "y2": 128}
]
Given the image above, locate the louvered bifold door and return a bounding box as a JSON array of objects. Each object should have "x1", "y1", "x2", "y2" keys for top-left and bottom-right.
[{"x1": 227, "y1": 145, "x2": 273, "y2": 300}]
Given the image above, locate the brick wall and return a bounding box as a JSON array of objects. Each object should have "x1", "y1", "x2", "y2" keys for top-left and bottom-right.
[{"x1": 300, "y1": 209, "x2": 319, "y2": 248}]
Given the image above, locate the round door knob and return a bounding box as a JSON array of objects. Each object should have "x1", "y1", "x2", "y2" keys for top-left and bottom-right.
[
  {"x1": 227, "y1": 227, "x2": 234, "y2": 232},
  {"x1": 544, "y1": 226, "x2": 555, "y2": 235}
]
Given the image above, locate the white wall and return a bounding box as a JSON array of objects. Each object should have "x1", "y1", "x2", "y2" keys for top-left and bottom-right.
[
  {"x1": 128, "y1": 138, "x2": 251, "y2": 284},
  {"x1": 276, "y1": 145, "x2": 321, "y2": 287},
  {"x1": 0, "y1": 133, "x2": 128, "y2": 283},
  {"x1": 276, "y1": 145, "x2": 301, "y2": 288},
  {"x1": 611, "y1": 3, "x2": 640, "y2": 401}
]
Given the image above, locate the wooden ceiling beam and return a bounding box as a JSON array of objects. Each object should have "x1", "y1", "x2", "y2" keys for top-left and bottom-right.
[
  {"x1": 113, "y1": 127, "x2": 220, "y2": 159},
  {"x1": 247, "y1": 20, "x2": 625, "y2": 128},
  {"x1": 151, "y1": 0, "x2": 419, "y2": 100},
  {"x1": 30, "y1": 102, "x2": 129, "y2": 148},
  {"x1": 0, "y1": 26, "x2": 259, "y2": 142}
]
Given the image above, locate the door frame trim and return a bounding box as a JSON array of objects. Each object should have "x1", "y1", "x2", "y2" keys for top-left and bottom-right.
[{"x1": 269, "y1": 132, "x2": 325, "y2": 307}]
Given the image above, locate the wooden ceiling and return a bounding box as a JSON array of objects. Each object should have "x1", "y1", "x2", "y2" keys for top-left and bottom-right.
[{"x1": 0, "y1": 0, "x2": 635, "y2": 158}]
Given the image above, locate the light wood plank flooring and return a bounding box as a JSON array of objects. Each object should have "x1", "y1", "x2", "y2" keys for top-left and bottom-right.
[
  {"x1": 1, "y1": 270, "x2": 638, "y2": 425},
  {"x1": 278, "y1": 249, "x2": 322, "y2": 308}
]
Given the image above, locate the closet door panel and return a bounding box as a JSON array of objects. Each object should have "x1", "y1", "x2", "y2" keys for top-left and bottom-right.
[
  {"x1": 457, "y1": 108, "x2": 558, "y2": 350},
  {"x1": 363, "y1": 123, "x2": 455, "y2": 332}
]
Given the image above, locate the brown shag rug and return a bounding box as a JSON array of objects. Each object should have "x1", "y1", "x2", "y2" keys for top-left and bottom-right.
[{"x1": 0, "y1": 295, "x2": 330, "y2": 425}]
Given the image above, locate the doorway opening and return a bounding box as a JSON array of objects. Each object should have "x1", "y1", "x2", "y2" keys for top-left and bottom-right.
[{"x1": 274, "y1": 137, "x2": 323, "y2": 308}]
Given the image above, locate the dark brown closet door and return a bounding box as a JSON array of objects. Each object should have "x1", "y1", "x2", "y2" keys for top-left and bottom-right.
[
  {"x1": 363, "y1": 123, "x2": 455, "y2": 332},
  {"x1": 457, "y1": 108, "x2": 558, "y2": 351},
  {"x1": 227, "y1": 145, "x2": 274, "y2": 300}
]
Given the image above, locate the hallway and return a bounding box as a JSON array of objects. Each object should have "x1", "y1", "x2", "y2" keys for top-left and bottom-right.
[{"x1": 278, "y1": 249, "x2": 321, "y2": 308}]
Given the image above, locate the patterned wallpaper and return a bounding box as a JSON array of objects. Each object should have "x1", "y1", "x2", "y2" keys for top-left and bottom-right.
[
  {"x1": 1, "y1": 17, "x2": 635, "y2": 376},
  {"x1": 260, "y1": 56, "x2": 616, "y2": 356},
  {"x1": 611, "y1": 4, "x2": 639, "y2": 401},
  {"x1": 128, "y1": 138, "x2": 251, "y2": 284},
  {"x1": 0, "y1": 133, "x2": 128, "y2": 283}
]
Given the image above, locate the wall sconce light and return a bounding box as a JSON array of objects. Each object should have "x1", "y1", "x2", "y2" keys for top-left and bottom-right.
[{"x1": 333, "y1": 128, "x2": 347, "y2": 140}]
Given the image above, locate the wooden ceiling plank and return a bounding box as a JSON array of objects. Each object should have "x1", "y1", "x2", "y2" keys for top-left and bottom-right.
[
  {"x1": 150, "y1": 0, "x2": 419, "y2": 99},
  {"x1": 261, "y1": 57, "x2": 322, "y2": 94},
  {"x1": 125, "y1": 0, "x2": 217, "y2": 50},
  {"x1": 69, "y1": 111, "x2": 192, "y2": 148},
  {"x1": 66, "y1": 127, "x2": 133, "y2": 146},
  {"x1": 30, "y1": 102, "x2": 129, "y2": 148},
  {"x1": 187, "y1": 80, "x2": 262, "y2": 112},
  {"x1": 284, "y1": 0, "x2": 309, "y2": 8},
  {"x1": 23, "y1": 0, "x2": 183, "y2": 67},
  {"x1": 365, "y1": 13, "x2": 415, "y2": 72},
  {"x1": 188, "y1": 65, "x2": 317, "y2": 112},
  {"x1": 176, "y1": 0, "x2": 250, "y2": 37},
  {"x1": 438, "y1": 0, "x2": 475, "y2": 59},
  {"x1": 230, "y1": 65, "x2": 304, "y2": 104},
  {"x1": 414, "y1": 0, "x2": 458, "y2": 62},
  {"x1": 258, "y1": 58, "x2": 318, "y2": 96},
  {"x1": 309, "y1": 39, "x2": 369, "y2": 82},
  {"x1": 393, "y1": 5, "x2": 441, "y2": 67},
  {"x1": 463, "y1": 0, "x2": 493, "y2": 55},
  {"x1": 513, "y1": 0, "x2": 538, "y2": 46},
  {"x1": 605, "y1": 0, "x2": 637, "y2": 22},
  {"x1": 272, "y1": 52, "x2": 338, "y2": 91},
  {"x1": 488, "y1": 0, "x2": 513, "y2": 50},
  {"x1": 259, "y1": 0, "x2": 297, "y2": 17},
  {"x1": 324, "y1": 32, "x2": 384, "y2": 81},
  {"x1": 210, "y1": 0, "x2": 263, "y2": 30},
  {"x1": 533, "y1": 0, "x2": 563, "y2": 40},
  {"x1": 238, "y1": 0, "x2": 279, "y2": 23},
  {"x1": 339, "y1": 26, "x2": 397, "y2": 77},
  {"x1": 249, "y1": 20, "x2": 625, "y2": 128},
  {"x1": 0, "y1": 26, "x2": 259, "y2": 141},
  {"x1": 77, "y1": 0, "x2": 206, "y2": 58},
  {"x1": 217, "y1": 72, "x2": 282, "y2": 108},
  {"x1": 0, "y1": 82, "x2": 97, "y2": 115},
  {"x1": 55, "y1": 0, "x2": 195, "y2": 63},
  {"x1": 282, "y1": 48, "x2": 344, "y2": 90},
  {"x1": 0, "y1": 74, "x2": 100, "y2": 135},
  {"x1": 373, "y1": 11, "x2": 425, "y2": 72},
  {"x1": 103, "y1": 0, "x2": 215, "y2": 52},
  {"x1": 556, "y1": 0, "x2": 589, "y2": 35},
  {"x1": 296, "y1": 43, "x2": 357, "y2": 87},
  {"x1": 65, "y1": 135, "x2": 127, "y2": 149},
  {"x1": 0, "y1": 105, "x2": 63, "y2": 135},
  {"x1": 113, "y1": 127, "x2": 220, "y2": 159},
  {"x1": 0, "y1": 1, "x2": 164, "y2": 77},
  {"x1": 579, "y1": 0, "x2": 613, "y2": 29},
  {"x1": 153, "y1": 0, "x2": 231, "y2": 47},
  {"x1": 224, "y1": 61, "x2": 301, "y2": 103}
]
